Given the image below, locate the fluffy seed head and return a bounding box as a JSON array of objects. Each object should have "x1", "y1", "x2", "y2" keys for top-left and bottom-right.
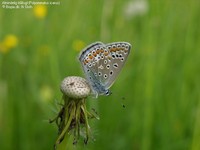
[{"x1": 60, "y1": 76, "x2": 91, "y2": 99}]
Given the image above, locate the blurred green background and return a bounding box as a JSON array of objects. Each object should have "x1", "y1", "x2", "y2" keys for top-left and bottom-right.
[{"x1": 0, "y1": 0, "x2": 200, "y2": 150}]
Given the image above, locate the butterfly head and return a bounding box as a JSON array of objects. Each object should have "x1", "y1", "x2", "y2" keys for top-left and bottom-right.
[{"x1": 105, "y1": 89, "x2": 111, "y2": 96}]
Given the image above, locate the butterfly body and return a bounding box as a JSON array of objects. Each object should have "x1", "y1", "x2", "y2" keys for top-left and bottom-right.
[{"x1": 79, "y1": 42, "x2": 131, "y2": 98}]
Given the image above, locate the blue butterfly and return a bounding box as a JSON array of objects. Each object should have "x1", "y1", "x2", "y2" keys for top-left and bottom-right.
[{"x1": 79, "y1": 42, "x2": 131, "y2": 98}]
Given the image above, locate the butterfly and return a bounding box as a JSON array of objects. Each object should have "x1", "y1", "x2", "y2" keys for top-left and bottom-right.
[{"x1": 79, "y1": 42, "x2": 131, "y2": 98}]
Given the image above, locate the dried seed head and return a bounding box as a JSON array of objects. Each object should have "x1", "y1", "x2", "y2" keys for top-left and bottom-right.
[{"x1": 60, "y1": 76, "x2": 91, "y2": 99}]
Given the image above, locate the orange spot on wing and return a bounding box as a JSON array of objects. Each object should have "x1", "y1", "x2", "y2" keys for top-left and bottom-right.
[
  {"x1": 116, "y1": 47, "x2": 121, "y2": 51},
  {"x1": 96, "y1": 49, "x2": 101, "y2": 54},
  {"x1": 110, "y1": 48, "x2": 117, "y2": 52},
  {"x1": 104, "y1": 52, "x2": 109, "y2": 56},
  {"x1": 93, "y1": 52, "x2": 97, "y2": 57},
  {"x1": 100, "y1": 48, "x2": 104, "y2": 53},
  {"x1": 92, "y1": 51, "x2": 97, "y2": 57},
  {"x1": 89, "y1": 55, "x2": 93, "y2": 59},
  {"x1": 84, "y1": 59, "x2": 89, "y2": 65}
]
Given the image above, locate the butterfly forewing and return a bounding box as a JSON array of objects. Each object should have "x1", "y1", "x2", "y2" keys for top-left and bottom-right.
[{"x1": 104, "y1": 42, "x2": 131, "y2": 88}]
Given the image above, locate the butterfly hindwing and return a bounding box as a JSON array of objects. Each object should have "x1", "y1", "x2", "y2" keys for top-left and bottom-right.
[{"x1": 79, "y1": 42, "x2": 108, "y2": 95}]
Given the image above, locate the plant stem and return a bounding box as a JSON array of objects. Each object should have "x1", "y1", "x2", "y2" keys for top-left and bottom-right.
[{"x1": 54, "y1": 101, "x2": 75, "y2": 149}]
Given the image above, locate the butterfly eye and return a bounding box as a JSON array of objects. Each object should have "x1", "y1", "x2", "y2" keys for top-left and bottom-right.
[{"x1": 105, "y1": 90, "x2": 110, "y2": 95}]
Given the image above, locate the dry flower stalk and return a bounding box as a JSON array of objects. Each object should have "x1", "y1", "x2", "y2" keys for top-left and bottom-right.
[{"x1": 49, "y1": 76, "x2": 99, "y2": 149}]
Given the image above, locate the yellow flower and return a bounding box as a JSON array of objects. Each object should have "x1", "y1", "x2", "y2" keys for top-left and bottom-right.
[
  {"x1": 33, "y1": 5, "x2": 47, "y2": 19},
  {"x1": 72, "y1": 40, "x2": 86, "y2": 52},
  {"x1": 3, "y1": 34, "x2": 18, "y2": 49},
  {"x1": 0, "y1": 34, "x2": 18, "y2": 54}
]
